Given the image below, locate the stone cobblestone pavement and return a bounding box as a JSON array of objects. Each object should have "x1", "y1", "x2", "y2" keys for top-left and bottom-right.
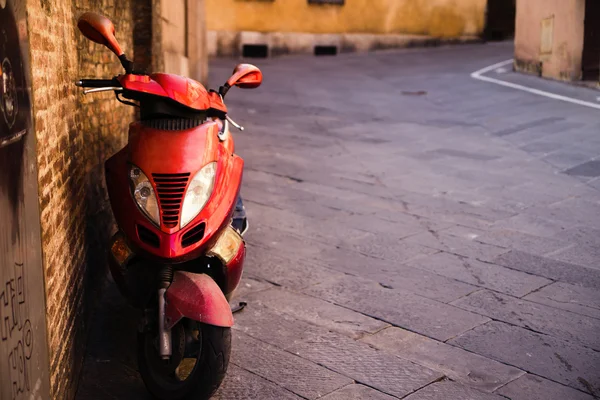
[{"x1": 76, "y1": 42, "x2": 600, "y2": 399}]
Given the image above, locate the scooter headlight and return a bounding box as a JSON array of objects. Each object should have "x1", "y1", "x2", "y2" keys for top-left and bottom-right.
[
  {"x1": 129, "y1": 165, "x2": 160, "y2": 226},
  {"x1": 180, "y1": 162, "x2": 217, "y2": 229}
]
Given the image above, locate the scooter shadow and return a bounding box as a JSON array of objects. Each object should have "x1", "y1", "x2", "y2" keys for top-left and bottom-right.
[{"x1": 75, "y1": 276, "x2": 152, "y2": 399}]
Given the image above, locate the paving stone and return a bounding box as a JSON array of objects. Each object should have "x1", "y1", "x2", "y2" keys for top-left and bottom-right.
[
  {"x1": 451, "y1": 290, "x2": 600, "y2": 350},
  {"x1": 246, "y1": 200, "x2": 372, "y2": 246},
  {"x1": 231, "y1": 332, "x2": 353, "y2": 399},
  {"x1": 394, "y1": 204, "x2": 495, "y2": 231},
  {"x1": 361, "y1": 327, "x2": 524, "y2": 392},
  {"x1": 524, "y1": 198, "x2": 600, "y2": 231},
  {"x1": 404, "y1": 230, "x2": 509, "y2": 262},
  {"x1": 244, "y1": 246, "x2": 340, "y2": 290},
  {"x1": 446, "y1": 225, "x2": 573, "y2": 257},
  {"x1": 247, "y1": 223, "x2": 427, "y2": 269},
  {"x1": 523, "y1": 282, "x2": 600, "y2": 320},
  {"x1": 303, "y1": 274, "x2": 489, "y2": 341},
  {"x1": 493, "y1": 181, "x2": 570, "y2": 209},
  {"x1": 341, "y1": 234, "x2": 439, "y2": 263},
  {"x1": 494, "y1": 250, "x2": 600, "y2": 289},
  {"x1": 213, "y1": 365, "x2": 302, "y2": 400},
  {"x1": 552, "y1": 226, "x2": 600, "y2": 248},
  {"x1": 491, "y1": 213, "x2": 577, "y2": 237},
  {"x1": 245, "y1": 287, "x2": 389, "y2": 339},
  {"x1": 495, "y1": 374, "x2": 596, "y2": 400},
  {"x1": 449, "y1": 321, "x2": 600, "y2": 394},
  {"x1": 334, "y1": 212, "x2": 425, "y2": 238},
  {"x1": 233, "y1": 302, "x2": 331, "y2": 350},
  {"x1": 588, "y1": 177, "x2": 600, "y2": 191},
  {"x1": 286, "y1": 330, "x2": 444, "y2": 399},
  {"x1": 430, "y1": 148, "x2": 500, "y2": 161},
  {"x1": 367, "y1": 262, "x2": 479, "y2": 303},
  {"x1": 235, "y1": 301, "x2": 444, "y2": 398},
  {"x1": 398, "y1": 193, "x2": 513, "y2": 228},
  {"x1": 542, "y1": 150, "x2": 597, "y2": 170},
  {"x1": 564, "y1": 160, "x2": 600, "y2": 177},
  {"x1": 406, "y1": 251, "x2": 551, "y2": 297},
  {"x1": 546, "y1": 244, "x2": 600, "y2": 271},
  {"x1": 492, "y1": 117, "x2": 564, "y2": 137},
  {"x1": 404, "y1": 380, "x2": 506, "y2": 400},
  {"x1": 233, "y1": 276, "x2": 274, "y2": 299},
  {"x1": 258, "y1": 242, "x2": 477, "y2": 303},
  {"x1": 319, "y1": 384, "x2": 397, "y2": 400},
  {"x1": 519, "y1": 139, "x2": 566, "y2": 156},
  {"x1": 502, "y1": 119, "x2": 586, "y2": 145}
]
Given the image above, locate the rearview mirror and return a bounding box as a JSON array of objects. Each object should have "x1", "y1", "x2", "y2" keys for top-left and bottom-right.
[
  {"x1": 77, "y1": 12, "x2": 124, "y2": 57},
  {"x1": 226, "y1": 64, "x2": 263, "y2": 89}
]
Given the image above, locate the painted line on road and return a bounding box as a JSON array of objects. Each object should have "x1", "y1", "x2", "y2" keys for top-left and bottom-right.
[{"x1": 471, "y1": 59, "x2": 600, "y2": 110}]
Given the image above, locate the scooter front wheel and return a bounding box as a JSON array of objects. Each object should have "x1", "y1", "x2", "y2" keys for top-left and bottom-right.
[{"x1": 138, "y1": 319, "x2": 231, "y2": 400}]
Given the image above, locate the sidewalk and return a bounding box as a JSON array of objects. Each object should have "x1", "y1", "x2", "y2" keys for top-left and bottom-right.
[{"x1": 77, "y1": 42, "x2": 600, "y2": 400}]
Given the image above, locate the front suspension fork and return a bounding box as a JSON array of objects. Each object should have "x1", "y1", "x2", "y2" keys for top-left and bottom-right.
[{"x1": 158, "y1": 266, "x2": 173, "y2": 360}]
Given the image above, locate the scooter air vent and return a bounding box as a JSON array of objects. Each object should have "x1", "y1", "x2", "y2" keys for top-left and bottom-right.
[
  {"x1": 144, "y1": 118, "x2": 204, "y2": 131},
  {"x1": 181, "y1": 223, "x2": 206, "y2": 247},
  {"x1": 137, "y1": 224, "x2": 160, "y2": 248},
  {"x1": 152, "y1": 173, "x2": 191, "y2": 228}
]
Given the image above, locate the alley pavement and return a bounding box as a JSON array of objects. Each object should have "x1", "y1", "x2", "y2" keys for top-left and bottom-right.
[{"x1": 77, "y1": 42, "x2": 600, "y2": 399}]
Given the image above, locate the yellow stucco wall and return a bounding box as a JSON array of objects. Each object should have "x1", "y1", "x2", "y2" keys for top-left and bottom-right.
[
  {"x1": 206, "y1": 0, "x2": 487, "y2": 38},
  {"x1": 514, "y1": 0, "x2": 585, "y2": 81}
]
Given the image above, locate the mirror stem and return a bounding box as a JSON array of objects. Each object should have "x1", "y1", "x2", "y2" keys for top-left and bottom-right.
[
  {"x1": 219, "y1": 83, "x2": 231, "y2": 98},
  {"x1": 118, "y1": 54, "x2": 134, "y2": 74}
]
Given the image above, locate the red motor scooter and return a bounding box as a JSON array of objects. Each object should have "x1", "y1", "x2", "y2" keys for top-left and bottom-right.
[{"x1": 75, "y1": 13, "x2": 261, "y2": 399}]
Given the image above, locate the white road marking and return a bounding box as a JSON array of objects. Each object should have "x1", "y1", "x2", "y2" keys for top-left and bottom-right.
[{"x1": 471, "y1": 59, "x2": 600, "y2": 110}]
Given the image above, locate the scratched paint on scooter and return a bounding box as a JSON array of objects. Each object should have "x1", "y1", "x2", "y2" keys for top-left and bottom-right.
[{"x1": 165, "y1": 271, "x2": 234, "y2": 329}]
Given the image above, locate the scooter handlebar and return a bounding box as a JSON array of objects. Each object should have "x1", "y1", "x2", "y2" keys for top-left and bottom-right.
[{"x1": 76, "y1": 78, "x2": 121, "y2": 88}]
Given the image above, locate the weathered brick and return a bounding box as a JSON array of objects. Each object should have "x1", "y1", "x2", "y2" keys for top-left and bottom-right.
[{"x1": 26, "y1": 0, "x2": 156, "y2": 398}]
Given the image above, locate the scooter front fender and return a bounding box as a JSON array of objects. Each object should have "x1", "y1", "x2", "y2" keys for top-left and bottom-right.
[{"x1": 165, "y1": 272, "x2": 233, "y2": 329}]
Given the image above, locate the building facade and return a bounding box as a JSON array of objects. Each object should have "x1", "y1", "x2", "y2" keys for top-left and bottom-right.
[
  {"x1": 514, "y1": 0, "x2": 599, "y2": 82},
  {"x1": 0, "y1": 0, "x2": 207, "y2": 399},
  {"x1": 206, "y1": 0, "x2": 487, "y2": 57}
]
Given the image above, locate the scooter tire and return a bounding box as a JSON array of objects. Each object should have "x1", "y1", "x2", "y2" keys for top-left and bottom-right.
[{"x1": 138, "y1": 322, "x2": 231, "y2": 400}]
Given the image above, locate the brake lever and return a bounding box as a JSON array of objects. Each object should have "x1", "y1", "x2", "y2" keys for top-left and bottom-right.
[
  {"x1": 218, "y1": 118, "x2": 229, "y2": 141},
  {"x1": 83, "y1": 87, "x2": 123, "y2": 95},
  {"x1": 226, "y1": 115, "x2": 244, "y2": 131}
]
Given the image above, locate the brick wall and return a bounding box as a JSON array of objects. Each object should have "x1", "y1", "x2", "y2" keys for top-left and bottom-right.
[{"x1": 26, "y1": 0, "x2": 141, "y2": 398}]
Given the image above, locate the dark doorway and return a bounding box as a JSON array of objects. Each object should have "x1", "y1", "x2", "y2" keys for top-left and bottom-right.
[
  {"x1": 314, "y1": 45, "x2": 338, "y2": 56},
  {"x1": 582, "y1": 0, "x2": 600, "y2": 81},
  {"x1": 484, "y1": 0, "x2": 516, "y2": 41},
  {"x1": 243, "y1": 44, "x2": 268, "y2": 58}
]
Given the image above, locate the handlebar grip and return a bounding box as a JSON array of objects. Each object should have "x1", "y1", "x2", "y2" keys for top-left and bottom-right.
[{"x1": 76, "y1": 78, "x2": 120, "y2": 88}]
